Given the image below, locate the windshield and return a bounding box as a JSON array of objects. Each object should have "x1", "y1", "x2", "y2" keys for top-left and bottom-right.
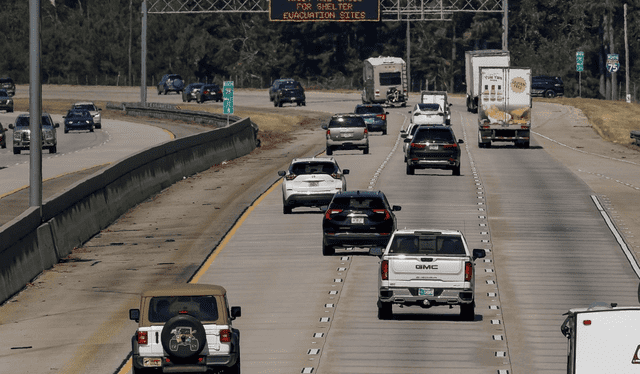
[
  {"x1": 74, "y1": 104, "x2": 96, "y2": 111},
  {"x1": 67, "y1": 111, "x2": 89, "y2": 118},
  {"x1": 148, "y1": 295, "x2": 219, "y2": 323},
  {"x1": 290, "y1": 162, "x2": 338, "y2": 175},
  {"x1": 281, "y1": 82, "x2": 301, "y2": 89},
  {"x1": 388, "y1": 234, "x2": 465, "y2": 256},
  {"x1": 15, "y1": 115, "x2": 53, "y2": 128}
]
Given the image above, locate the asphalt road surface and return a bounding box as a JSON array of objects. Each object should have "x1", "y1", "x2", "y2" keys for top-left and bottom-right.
[{"x1": 1, "y1": 86, "x2": 639, "y2": 374}]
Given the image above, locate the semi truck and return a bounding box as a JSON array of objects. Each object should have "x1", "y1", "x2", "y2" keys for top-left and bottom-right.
[
  {"x1": 477, "y1": 66, "x2": 532, "y2": 148},
  {"x1": 420, "y1": 91, "x2": 451, "y2": 125},
  {"x1": 561, "y1": 303, "x2": 640, "y2": 373},
  {"x1": 362, "y1": 57, "x2": 408, "y2": 107},
  {"x1": 465, "y1": 50, "x2": 510, "y2": 113}
]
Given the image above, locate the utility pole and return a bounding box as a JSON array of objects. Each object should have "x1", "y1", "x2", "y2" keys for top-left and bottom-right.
[
  {"x1": 29, "y1": 0, "x2": 42, "y2": 208},
  {"x1": 625, "y1": 3, "x2": 630, "y2": 102},
  {"x1": 502, "y1": 0, "x2": 508, "y2": 50}
]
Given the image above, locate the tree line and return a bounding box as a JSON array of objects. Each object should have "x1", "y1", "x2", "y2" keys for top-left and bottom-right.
[{"x1": 0, "y1": 0, "x2": 638, "y2": 99}]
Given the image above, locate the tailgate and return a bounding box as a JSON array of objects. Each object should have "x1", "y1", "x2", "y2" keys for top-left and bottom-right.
[
  {"x1": 331, "y1": 127, "x2": 365, "y2": 140},
  {"x1": 388, "y1": 256, "x2": 466, "y2": 284},
  {"x1": 289, "y1": 174, "x2": 337, "y2": 192}
]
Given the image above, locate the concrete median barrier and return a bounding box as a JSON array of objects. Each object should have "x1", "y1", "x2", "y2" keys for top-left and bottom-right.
[{"x1": 0, "y1": 117, "x2": 258, "y2": 304}]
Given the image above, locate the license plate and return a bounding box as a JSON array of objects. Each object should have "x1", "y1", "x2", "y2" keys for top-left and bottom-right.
[
  {"x1": 351, "y1": 217, "x2": 364, "y2": 224},
  {"x1": 341, "y1": 132, "x2": 353, "y2": 138},
  {"x1": 308, "y1": 181, "x2": 319, "y2": 187},
  {"x1": 419, "y1": 288, "x2": 434, "y2": 296},
  {"x1": 429, "y1": 145, "x2": 438, "y2": 150},
  {"x1": 143, "y1": 358, "x2": 162, "y2": 367}
]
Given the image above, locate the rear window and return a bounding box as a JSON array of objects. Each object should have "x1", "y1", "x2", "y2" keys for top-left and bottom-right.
[
  {"x1": 379, "y1": 72, "x2": 401, "y2": 86},
  {"x1": 413, "y1": 128, "x2": 454, "y2": 143},
  {"x1": 291, "y1": 162, "x2": 338, "y2": 175},
  {"x1": 281, "y1": 82, "x2": 302, "y2": 89},
  {"x1": 330, "y1": 197, "x2": 385, "y2": 210},
  {"x1": 148, "y1": 295, "x2": 219, "y2": 323},
  {"x1": 355, "y1": 106, "x2": 384, "y2": 115},
  {"x1": 416, "y1": 103, "x2": 440, "y2": 111},
  {"x1": 328, "y1": 117, "x2": 365, "y2": 128},
  {"x1": 388, "y1": 234, "x2": 465, "y2": 256}
]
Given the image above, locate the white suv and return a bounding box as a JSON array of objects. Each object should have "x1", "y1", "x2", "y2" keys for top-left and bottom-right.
[
  {"x1": 277, "y1": 157, "x2": 349, "y2": 214},
  {"x1": 129, "y1": 284, "x2": 241, "y2": 374}
]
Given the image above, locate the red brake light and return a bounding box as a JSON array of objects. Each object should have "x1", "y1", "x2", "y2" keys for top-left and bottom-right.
[
  {"x1": 464, "y1": 262, "x2": 472, "y2": 282},
  {"x1": 376, "y1": 114, "x2": 386, "y2": 121},
  {"x1": 381, "y1": 260, "x2": 389, "y2": 280},
  {"x1": 220, "y1": 329, "x2": 231, "y2": 342},
  {"x1": 137, "y1": 331, "x2": 148, "y2": 345},
  {"x1": 443, "y1": 144, "x2": 457, "y2": 149},
  {"x1": 411, "y1": 143, "x2": 426, "y2": 149},
  {"x1": 285, "y1": 174, "x2": 297, "y2": 180},
  {"x1": 330, "y1": 173, "x2": 342, "y2": 179},
  {"x1": 373, "y1": 209, "x2": 391, "y2": 220},
  {"x1": 364, "y1": 128, "x2": 368, "y2": 134},
  {"x1": 324, "y1": 209, "x2": 342, "y2": 220}
]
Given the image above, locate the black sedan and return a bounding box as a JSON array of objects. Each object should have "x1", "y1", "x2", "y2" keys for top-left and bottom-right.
[
  {"x1": 63, "y1": 109, "x2": 94, "y2": 133},
  {"x1": 196, "y1": 84, "x2": 223, "y2": 103}
]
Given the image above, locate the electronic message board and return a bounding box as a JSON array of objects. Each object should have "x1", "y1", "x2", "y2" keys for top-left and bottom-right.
[{"x1": 270, "y1": 0, "x2": 380, "y2": 22}]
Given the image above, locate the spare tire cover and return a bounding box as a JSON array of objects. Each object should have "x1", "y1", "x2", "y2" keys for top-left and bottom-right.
[
  {"x1": 174, "y1": 79, "x2": 184, "y2": 90},
  {"x1": 161, "y1": 314, "x2": 207, "y2": 358}
]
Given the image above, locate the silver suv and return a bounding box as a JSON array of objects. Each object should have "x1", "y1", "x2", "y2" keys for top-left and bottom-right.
[
  {"x1": 277, "y1": 157, "x2": 349, "y2": 214},
  {"x1": 129, "y1": 284, "x2": 241, "y2": 374},
  {"x1": 9, "y1": 113, "x2": 59, "y2": 155},
  {"x1": 322, "y1": 113, "x2": 369, "y2": 155}
]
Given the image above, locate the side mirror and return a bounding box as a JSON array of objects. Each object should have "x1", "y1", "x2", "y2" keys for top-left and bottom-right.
[
  {"x1": 458, "y1": 139, "x2": 464, "y2": 144},
  {"x1": 342, "y1": 169, "x2": 350, "y2": 174},
  {"x1": 277, "y1": 170, "x2": 286, "y2": 177},
  {"x1": 385, "y1": 112, "x2": 389, "y2": 115},
  {"x1": 369, "y1": 247, "x2": 384, "y2": 257},
  {"x1": 321, "y1": 124, "x2": 328, "y2": 130},
  {"x1": 473, "y1": 248, "x2": 486, "y2": 260},
  {"x1": 8, "y1": 124, "x2": 14, "y2": 129},
  {"x1": 129, "y1": 308, "x2": 140, "y2": 322},
  {"x1": 54, "y1": 123, "x2": 60, "y2": 128},
  {"x1": 230, "y1": 306, "x2": 242, "y2": 320},
  {"x1": 392, "y1": 205, "x2": 401, "y2": 211},
  {"x1": 404, "y1": 138, "x2": 411, "y2": 143}
]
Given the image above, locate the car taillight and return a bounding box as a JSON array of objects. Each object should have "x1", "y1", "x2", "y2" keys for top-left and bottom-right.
[
  {"x1": 204, "y1": 90, "x2": 210, "y2": 94},
  {"x1": 330, "y1": 173, "x2": 342, "y2": 179},
  {"x1": 443, "y1": 144, "x2": 457, "y2": 149},
  {"x1": 464, "y1": 261, "x2": 472, "y2": 282},
  {"x1": 326, "y1": 129, "x2": 331, "y2": 136},
  {"x1": 285, "y1": 174, "x2": 297, "y2": 180},
  {"x1": 137, "y1": 331, "x2": 148, "y2": 345},
  {"x1": 324, "y1": 209, "x2": 342, "y2": 220},
  {"x1": 373, "y1": 209, "x2": 390, "y2": 220},
  {"x1": 381, "y1": 260, "x2": 389, "y2": 280},
  {"x1": 411, "y1": 143, "x2": 426, "y2": 149},
  {"x1": 376, "y1": 114, "x2": 386, "y2": 121},
  {"x1": 220, "y1": 329, "x2": 231, "y2": 343},
  {"x1": 364, "y1": 128, "x2": 368, "y2": 135}
]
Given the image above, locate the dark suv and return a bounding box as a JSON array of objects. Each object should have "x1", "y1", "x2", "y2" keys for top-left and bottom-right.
[
  {"x1": 273, "y1": 80, "x2": 305, "y2": 107},
  {"x1": 354, "y1": 104, "x2": 389, "y2": 135},
  {"x1": 322, "y1": 190, "x2": 401, "y2": 256},
  {"x1": 196, "y1": 83, "x2": 222, "y2": 103},
  {"x1": 0, "y1": 77, "x2": 15, "y2": 96},
  {"x1": 405, "y1": 125, "x2": 463, "y2": 176},
  {"x1": 532, "y1": 76, "x2": 564, "y2": 98},
  {"x1": 157, "y1": 74, "x2": 185, "y2": 95}
]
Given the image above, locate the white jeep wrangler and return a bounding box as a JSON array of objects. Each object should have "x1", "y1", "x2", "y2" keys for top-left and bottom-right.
[{"x1": 129, "y1": 284, "x2": 241, "y2": 373}]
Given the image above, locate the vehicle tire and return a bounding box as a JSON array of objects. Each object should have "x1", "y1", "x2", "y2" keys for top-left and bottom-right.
[
  {"x1": 90, "y1": 127, "x2": 94, "y2": 133},
  {"x1": 163, "y1": 89, "x2": 168, "y2": 95},
  {"x1": 278, "y1": 101, "x2": 283, "y2": 107},
  {"x1": 326, "y1": 146, "x2": 333, "y2": 156},
  {"x1": 227, "y1": 357, "x2": 240, "y2": 374},
  {"x1": 283, "y1": 205, "x2": 292, "y2": 214},
  {"x1": 452, "y1": 165, "x2": 461, "y2": 176},
  {"x1": 157, "y1": 89, "x2": 161, "y2": 95},
  {"x1": 273, "y1": 100, "x2": 278, "y2": 107},
  {"x1": 64, "y1": 128, "x2": 69, "y2": 134},
  {"x1": 13, "y1": 147, "x2": 19, "y2": 155},
  {"x1": 382, "y1": 128, "x2": 387, "y2": 135},
  {"x1": 161, "y1": 315, "x2": 207, "y2": 359},
  {"x1": 406, "y1": 164, "x2": 415, "y2": 175},
  {"x1": 363, "y1": 147, "x2": 369, "y2": 155},
  {"x1": 322, "y1": 240, "x2": 335, "y2": 256},
  {"x1": 460, "y1": 302, "x2": 475, "y2": 321},
  {"x1": 378, "y1": 302, "x2": 393, "y2": 320},
  {"x1": 50, "y1": 146, "x2": 57, "y2": 154},
  {"x1": 8, "y1": 108, "x2": 12, "y2": 113},
  {"x1": 95, "y1": 124, "x2": 101, "y2": 129},
  {"x1": 544, "y1": 90, "x2": 556, "y2": 98}
]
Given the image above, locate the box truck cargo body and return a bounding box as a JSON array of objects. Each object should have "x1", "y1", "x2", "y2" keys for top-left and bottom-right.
[
  {"x1": 465, "y1": 50, "x2": 510, "y2": 113},
  {"x1": 561, "y1": 304, "x2": 640, "y2": 374},
  {"x1": 362, "y1": 57, "x2": 408, "y2": 107},
  {"x1": 477, "y1": 67, "x2": 531, "y2": 148}
]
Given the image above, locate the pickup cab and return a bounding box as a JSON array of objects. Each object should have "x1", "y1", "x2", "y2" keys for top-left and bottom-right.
[{"x1": 372, "y1": 229, "x2": 485, "y2": 320}]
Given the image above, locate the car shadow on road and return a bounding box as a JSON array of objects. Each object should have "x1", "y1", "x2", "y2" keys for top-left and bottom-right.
[{"x1": 390, "y1": 310, "x2": 485, "y2": 322}]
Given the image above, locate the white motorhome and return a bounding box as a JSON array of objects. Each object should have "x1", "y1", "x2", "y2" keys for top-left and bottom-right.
[
  {"x1": 465, "y1": 50, "x2": 510, "y2": 113},
  {"x1": 477, "y1": 66, "x2": 532, "y2": 148},
  {"x1": 362, "y1": 57, "x2": 408, "y2": 107},
  {"x1": 561, "y1": 303, "x2": 640, "y2": 374}
]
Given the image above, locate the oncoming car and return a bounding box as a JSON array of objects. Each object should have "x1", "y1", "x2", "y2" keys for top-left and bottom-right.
[
  {"x1": 277, "y1": 157, "x2": 349, "y2": 214},
  {"x1": 63, "y1": 109, "x2": 94, "y2": 133},
  {"x1": 9, "y1": 113, "x2": 59, "y2": 154},
  {"x1": 72, "y1": 102, "x2": 102, "y2": 129},
  {"x1": 0, "y1": 89, "x2": 13, "y2": 112},
  {"x1": 129, "y1": 284, "x2": 241, "y2": 374}
]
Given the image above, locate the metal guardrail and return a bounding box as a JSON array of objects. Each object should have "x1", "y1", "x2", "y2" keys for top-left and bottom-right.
[{"x1": 631, "y1": 130, "x2": 640, "y2": 146}]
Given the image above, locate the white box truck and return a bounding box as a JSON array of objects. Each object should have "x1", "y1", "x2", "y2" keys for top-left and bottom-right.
[
  {"x1": 362, "y1": 57, "x2": 408, "y2": 107},
  {"x1": 561, "y1": 303, "x2": 640, "y2": 374},
  {"x1": 420, "y1": 91, "x2": 451, "y2": 125},
  {"x1": 477, "y1": 66, "x2": 532, "y2": 148},
  {"x1": 465, "y1": 50, "x2": 510, "y2": 113}
]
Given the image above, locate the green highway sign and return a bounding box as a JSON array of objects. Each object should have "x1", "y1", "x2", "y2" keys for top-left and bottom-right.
[
  {"x1": 576, "y1": 51, "x2": 584, "y2": 72},
  {"x1": 223, "y1": 81, "x2": 234, "y2": 115}
]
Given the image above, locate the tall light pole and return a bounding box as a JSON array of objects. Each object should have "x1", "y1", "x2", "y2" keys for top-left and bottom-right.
[{"x1": 29, "y1": 0, "x2": 42, "y2": 208}]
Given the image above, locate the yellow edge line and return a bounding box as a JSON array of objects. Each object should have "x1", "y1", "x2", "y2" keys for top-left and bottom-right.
[
  {"x1": 0, "y1": 163, "x2": 112, "y2": 199},
  {"x1": 190, "y1": 178, "x2": 283, "y2": 284},
  {"x1": 118, "y1": 178, "x2": 283, "y2": 374}
]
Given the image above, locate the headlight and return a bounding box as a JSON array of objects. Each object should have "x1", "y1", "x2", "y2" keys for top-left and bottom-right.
[{"x1": 13, "y1": 132, "x2": 20, "y2": 140}]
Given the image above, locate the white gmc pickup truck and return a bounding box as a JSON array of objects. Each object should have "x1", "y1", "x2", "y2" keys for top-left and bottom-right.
[{"x1": 372, "y1": 229, "x2": 486, "y2": 320}]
